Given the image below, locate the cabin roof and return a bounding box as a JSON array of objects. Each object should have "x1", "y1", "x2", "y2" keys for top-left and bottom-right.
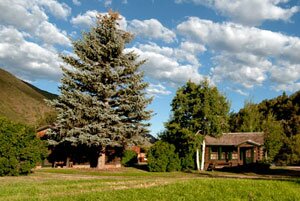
[{"x1": 205, "y1": 132, "x2": 264, "y2": 146}]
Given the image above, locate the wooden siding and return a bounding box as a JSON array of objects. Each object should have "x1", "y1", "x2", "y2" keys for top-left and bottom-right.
[{"x1": 204, "y1": 144, "x2": 264, "y2": 170}]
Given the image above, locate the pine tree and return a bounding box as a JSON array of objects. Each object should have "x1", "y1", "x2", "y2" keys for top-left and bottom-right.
[{"x1": 47, "y1": 11, "x2": 152, "y2": 168}]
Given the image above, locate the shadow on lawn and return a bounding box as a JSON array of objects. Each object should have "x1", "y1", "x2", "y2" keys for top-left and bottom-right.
[
  {"x1": 132, "y1": 163, "x2": 149, "y2": 171},
  {"x1": 219, "y1": 164, "x2": 300, "y2": 178}
]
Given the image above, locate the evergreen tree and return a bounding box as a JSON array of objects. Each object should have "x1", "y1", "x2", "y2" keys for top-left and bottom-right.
[
  {"x1": 161, "y1": 80, "x2": 230, "y2": 169},
  {"x1": 47, "y1": 12, "x2": 152, "y2": 167}
]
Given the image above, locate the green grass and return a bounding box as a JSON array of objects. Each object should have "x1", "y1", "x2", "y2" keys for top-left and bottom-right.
[{"x1": 0, "y1": 168, "x2": 299, "y2": 201}]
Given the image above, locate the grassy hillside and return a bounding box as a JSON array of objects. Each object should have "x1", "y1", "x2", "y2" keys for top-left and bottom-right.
[{"x1": 0, "y1": 68, "x2": 57, "y2": 125}]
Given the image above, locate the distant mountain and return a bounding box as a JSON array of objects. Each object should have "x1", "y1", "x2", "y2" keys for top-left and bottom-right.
[{"x1": 0, "y1": 68, "x2": 58, "y2": 125}]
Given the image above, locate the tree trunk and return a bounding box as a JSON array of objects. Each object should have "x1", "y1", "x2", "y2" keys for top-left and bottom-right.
[
  {"x1": 196, "y1": 148, "x2": 200, "y2": 171},
  {"x1": 66, "y1": 157, "x2": 71, "y2": 167},
  {"x1": 200, "y1": 139, "x2": 206, "y2": 171},
  {"x1": 97, "y1": 150, "x2": 106, "y2": 169}
]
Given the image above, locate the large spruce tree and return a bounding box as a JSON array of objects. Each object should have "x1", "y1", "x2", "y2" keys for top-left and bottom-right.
[
  {"x1": 47, "y1": 12, "x2": 152, "y2": 168},
  {"x1": 160, "y1": 80, "x2": 230, "y2": 170}
]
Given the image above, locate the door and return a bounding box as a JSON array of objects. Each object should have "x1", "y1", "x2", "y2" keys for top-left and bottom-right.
[{"x1": 240, "y1": 148, "x2": 254, "y2": 165}]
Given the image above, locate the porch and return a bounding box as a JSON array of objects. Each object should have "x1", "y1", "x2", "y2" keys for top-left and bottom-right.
[{"x1": 204, "y1": 132, "x2": 264, "y2": 170}]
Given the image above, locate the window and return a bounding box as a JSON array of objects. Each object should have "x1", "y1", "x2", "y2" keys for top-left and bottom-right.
[
  {"x1": 210, "y1": 152, "x2": 218, "y2": 160},
  {"x1": 209, "y1": 147, "x2": 218, "y2": 160},
  {"x1": 232, "y1": 153, "x2": 238, "y2": 160}
]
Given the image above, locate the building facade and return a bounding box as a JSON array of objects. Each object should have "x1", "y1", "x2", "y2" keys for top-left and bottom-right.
[{"x1": 204, "y1": 132, "x2": 264, "y2": 170}]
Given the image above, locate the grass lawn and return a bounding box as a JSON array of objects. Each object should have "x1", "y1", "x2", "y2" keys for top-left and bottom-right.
[{"x1": 0, "y1": 168, "x2": 299, "y2": 201}]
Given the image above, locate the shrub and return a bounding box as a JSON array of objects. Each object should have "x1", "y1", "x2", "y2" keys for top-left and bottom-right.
[
  {"x1": 121, "y1": 150, "x2": 138, "y2": 167},
  {"x1": 147, "y1": 141, "x2": 181, "y2": 172},
  {"x1": 0, "y1": 117, "x2": 47, "y2": 176}
]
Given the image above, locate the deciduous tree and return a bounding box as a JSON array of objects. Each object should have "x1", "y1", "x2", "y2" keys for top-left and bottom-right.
[
  {"x1": 161, "y1": 80, "x2": 230, "y2": 170},
  {"x1": 262, "y1": 114, "x2": 284, "y2": 163}
]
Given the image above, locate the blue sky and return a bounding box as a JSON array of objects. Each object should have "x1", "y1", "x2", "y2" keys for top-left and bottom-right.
[{"x1": 1, "y1": 0, "x2": 300, "y2": 136}]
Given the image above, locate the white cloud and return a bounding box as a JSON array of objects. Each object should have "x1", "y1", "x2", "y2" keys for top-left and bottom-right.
[
  {"x1": 72, "y1": 0, "x2": 81, "y2": 6},
  {"x1": 275, "y1": 83, "x2": 300, "y2": 92},
  {"x1": 0, "y1": 0, "x2": 48, "y2": 32},
  {"x1": 104, "y1": 0, "x2": 112, "y2": 7},
  {"x1": 0, "y1": 0, "x2": 71, "y2": 82},
  {"x1": 71, "y1": 10, "x2": 98, "y2": 28},
  {"x1": 177, "y1": 17, "x2": 300, "y2": 91},
  {"x1": 0, "y1": 0, "x2": 71, "y2": 46},
  {"x1": 0, "y1": 26, "x2": 62, "y2": 81},
  {"x1": 270, "y1": 61, "x2": 300, "y2": 84},
  {"x1": 38, "y1": 0, "x2": 71, "y2": 20},
  {"x1": 128, "y1": 19, "x2": 176, "y2": 43},
  {"x1": 146, "y1": 83, "x2": 172, "y2": 97},
  {"x1": 176, "y1": 0, "x2": 299, "y2": 26},
  {"x1": 226, "y1": 87, "x2": 249, "y2": 96},
  {"x1": 36, "y1": 21, "x2": 70, "y2": 46},
  {"x1": 71, "y1": 13, "x2": 174, "y2": 44},
  {"x1": 177, "y1": 17, "x2": 300, "y2": 62},
  {"x1": 71, "y1": 11, "x2": 127, "y2": 30},
  {"x1": 127, "y1": 43, "x2": 204, "y2": 86},
  {"x1": 180, "y1": 41, "x2": 206, "y2": 55},
  {"x1": 211, "y1": 53, "x2": 271, "y2": 88}
]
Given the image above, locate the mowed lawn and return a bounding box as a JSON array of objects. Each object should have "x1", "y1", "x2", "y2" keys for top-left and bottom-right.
[{"x1": 0, "y1": 168, "x2": 299, "y2": 201}]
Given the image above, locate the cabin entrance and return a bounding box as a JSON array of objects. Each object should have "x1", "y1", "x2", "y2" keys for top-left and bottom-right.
[{"x1": 240, "y1": 147, "x2": 254, "y2": 165}]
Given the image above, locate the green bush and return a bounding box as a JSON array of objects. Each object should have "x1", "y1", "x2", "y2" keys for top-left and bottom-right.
[
  {"x1": 121, "y1": 150, "x2": 138, "y2": 167},
  {"x1": 0, "y1": 117, "x2": 47, "y2": 176},
  {"x1": 147, "y1": 141, "x2": 181, "y2": 172}
]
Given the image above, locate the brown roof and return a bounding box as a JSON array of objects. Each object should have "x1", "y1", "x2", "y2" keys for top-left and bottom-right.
[{"x1": 205, "y1": 132, "x2": 264, "y2": 146}]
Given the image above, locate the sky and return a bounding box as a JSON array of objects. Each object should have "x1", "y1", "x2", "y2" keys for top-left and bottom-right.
[{"x1": 1, "y1": 0, "x2": 300, "y2": 136}]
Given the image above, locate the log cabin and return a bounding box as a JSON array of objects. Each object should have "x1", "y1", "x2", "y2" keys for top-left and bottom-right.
[{"x1": 204, "y1": 132, "x2": 264, "y2": 170}]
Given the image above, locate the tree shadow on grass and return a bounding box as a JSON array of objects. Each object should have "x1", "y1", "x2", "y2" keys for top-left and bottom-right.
[
  {"x1": 131, "y1": 163, "x2": 149, "y2": 171},
  {"x1": 220, "y1": 164, "x2": 300, "y2": 177}
]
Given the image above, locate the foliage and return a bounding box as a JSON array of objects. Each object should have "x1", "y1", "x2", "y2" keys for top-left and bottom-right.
[
  {"x1": 0, "y1": 116, "x2": 47, "y2": 176},
  {"x1": 277, "y1": 136, "x2": 299, "y2": 165},
  {"x1": 147, "y1": 141, "x2": 181, "y2": 172},
  {"x1": 46, "y1": 11, "x2": 152, "y2": 166},
  {"x1": 161, "y1": 80, "x2": 230, "y2": 169},
  {"x1": 121, "y1": 150, "x2": 138, "y2": 167},
  {"x1": 36, "y1": 110, "x2": 57, "y2": 128},
  {"x1": 262, "y1": 114, "x2": 284, "y2": 163},
  {"x1": 291, "y1": 134, "x2": 300, "y2": 165},
  {"x1": 229, "y1": 100, "x2": 262, "y2": 132},
  {"x1": 258, "y1": 91, "x2": 300, "y2": 137},
  {"x1": 230, "y1": 91, "x2": 300, "y2": 165}
]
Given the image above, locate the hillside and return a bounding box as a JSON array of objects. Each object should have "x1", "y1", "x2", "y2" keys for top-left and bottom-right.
[{"x1": 0, "y1": 68, "x2": 57, "y2": 125}]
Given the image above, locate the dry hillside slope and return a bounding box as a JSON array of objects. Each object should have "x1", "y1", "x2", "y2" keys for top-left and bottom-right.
[{"x1": 0, "y1": 68, "x2": 57, "y2": 125}]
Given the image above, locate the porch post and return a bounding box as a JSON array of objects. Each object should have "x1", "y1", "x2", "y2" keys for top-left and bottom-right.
[
  {"x1": 237, "y1": 146, "x2": 240, "y2": 165},
  {"x1": 255, "y1": 147, "x2": 258, "y2": 162}
]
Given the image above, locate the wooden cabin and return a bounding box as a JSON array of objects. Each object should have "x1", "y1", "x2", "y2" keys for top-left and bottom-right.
[{"x1": 204, "y1": 132, "x2": 264, "y2": 170}]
